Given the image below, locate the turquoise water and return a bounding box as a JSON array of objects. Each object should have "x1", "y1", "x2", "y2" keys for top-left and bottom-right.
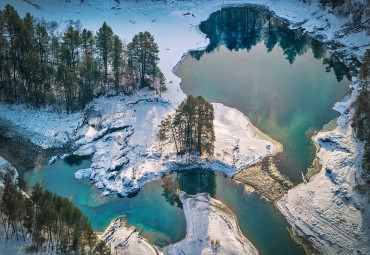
[
  {"x1": 24, "y1": 158, "x2": 187, "y2": 247},
  {"x1": 25, "y1": 158, "x2": 305, "y2": 254},
  {"x1": 177, "y1": 7, "x2": 350, "y2": 182},
  {"x1": 21, "y1": 6, "x2": 352, "y2": 255}
]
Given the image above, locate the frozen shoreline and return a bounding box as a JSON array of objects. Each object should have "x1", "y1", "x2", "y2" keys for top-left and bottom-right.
[
  {"x1": 0, "y1": 0, "x2": 369, "y2": 254},
  {"x1": 167, "y1": 192, "x2": 259, "y2": 254}
]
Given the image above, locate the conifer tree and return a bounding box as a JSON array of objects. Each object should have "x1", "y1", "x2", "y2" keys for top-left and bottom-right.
[{"x1": 96, "y1": 22, "x2": 113, "y2": 87}]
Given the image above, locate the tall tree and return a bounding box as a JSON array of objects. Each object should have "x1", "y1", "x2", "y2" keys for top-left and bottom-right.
[
  {"x1": 159, "y1": 96, "x2": 215, "y2": 155},
  {"x1": 110, "y1": 34, "x2": 123, "y2": 94},
  {"x1": 81, "y1": 28, "x2": 94, "y2": 57},
  {"x1": 127, "y1": 31, "x2": 159, "y2": 88},
  {"x1": 95, "y1": 22, "x2": 113, "y2": 87},
  {"x1": 78, "y1": 54, "x2": 100, "y2": 108}
]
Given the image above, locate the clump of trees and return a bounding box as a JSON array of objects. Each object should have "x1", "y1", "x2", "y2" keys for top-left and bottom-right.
[
  {"x1": 0, "y1": 4, "x2": 165, "y2": 112},
  {"x1": 351, "y1": 49, "x2": 370, "y2": 180},
  {"x1": 159, "y1": 95, "x2": 215, "y2": 156},
  {"x1": 0, "y1": 167, "x2": 110, "y2": 254}
]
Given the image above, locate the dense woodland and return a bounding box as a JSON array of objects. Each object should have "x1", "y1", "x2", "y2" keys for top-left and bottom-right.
[
  {"x1": 159, "y1": 95, "x2": 215, "y2": 156},
  {"x1": 0, "y1": 4, "x2": 166, "y2": 112},
  {"x1": 352, "y1": 49, "x2": 370, "y2": 182},
  {"x1": 0, "y1": 166, "x2": 110, "y2": 254}
]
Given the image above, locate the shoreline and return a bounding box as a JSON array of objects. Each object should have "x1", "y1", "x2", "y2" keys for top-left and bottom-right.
[{"x1": 0, "y1": 0, "x2": 368, "y2": 254}]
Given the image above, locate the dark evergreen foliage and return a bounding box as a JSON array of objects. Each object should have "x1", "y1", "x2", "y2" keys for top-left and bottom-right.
[
  {"x1": 191, "y1": 7, "x2": 349, "y2": 82},
  {"x1": 0, "y1": 5, "x2": 163, "y2": 112},
  {"x1": 0, "y1": 167, "x2": 110, "y2": 254},
  {"x1": 159, "y1": 95, "x2": 215, "y2": 156},
  {"x1": 351, "y1": 49, "x2": 370, "y2": 180}
]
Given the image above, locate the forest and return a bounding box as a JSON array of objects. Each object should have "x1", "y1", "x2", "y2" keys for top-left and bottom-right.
[
  {"x1": 352, "y1": 49, "x2": 370, "y2": 182},
  {"x1": 159, "y1": 95, "x2": 215, "y2": 156},
  {"x1": 0, "y1": 4, "x2": 166, "y2": 112},
  {"x1": 0, "y1": 166, "x2": 110, "y2": 254}
]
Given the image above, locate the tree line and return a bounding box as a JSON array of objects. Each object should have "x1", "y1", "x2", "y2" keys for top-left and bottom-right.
[
  {"x1": 0, "y1": 4, "x2": 166, "y2": 112},
  {"x1": 0, "y1": 167, "x2": 110, "y2": 254},
  {"x1": 193, "y1": 6, "x2": 350, "y2": 82},
  {"x1": 159, "y1": 95, "x2": 215, "y2": 156},
  {"x1": 351, "y1": 49, "x2": 370, "y2": 181}
]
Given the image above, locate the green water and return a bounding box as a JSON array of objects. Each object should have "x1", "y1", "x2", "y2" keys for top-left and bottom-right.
[
  {"x1": 24, "y1": 158, "x2": 187, "y2": 247},
  {"x1": 21, "y1": 6, "x2": 351, "y2": 255},
  {"x1": 25, "y1": 158, "x2": 305, "y2": 254},
  {"x1": 177, "y1": 7, "x2": 350, "y2": 182}
]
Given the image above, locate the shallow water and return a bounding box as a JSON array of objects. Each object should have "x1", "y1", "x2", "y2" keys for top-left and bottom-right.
[
  {"x1": 21, "y1": 6, "x2": 352, "y2": 255},
  {"x1": 177, "y1": 7, "x2": 350, "y2": 182},
  {"x1": 24, "y1": 158, "x2": 186, "y2": 247},
  {"x1": 25, "y1": 157, "x2": 305, "y2": 254}
]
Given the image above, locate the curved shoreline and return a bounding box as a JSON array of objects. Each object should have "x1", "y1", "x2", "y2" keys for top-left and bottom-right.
[{"x1": 1, "y1": 1, "x2": 368, "y2": 254}]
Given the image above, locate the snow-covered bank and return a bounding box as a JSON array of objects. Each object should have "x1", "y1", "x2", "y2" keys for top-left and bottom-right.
[
  {"x1": 72, "y1": 91, "x2": 275, "y2": 196},
  {"x1": 1, "y1": 0, "x2": 367, "y2": 196},
  {"x1": 167, "y1": 192, "x2": 259, "y2": 255},
  {"x1": 1, "y1": 0, "x2": 368, "y2": 253},
  {"x1": 0, "y1": 103, "x2": 82, "y2": 149},
  {"x1": 0, "y1": 156, "x2": 18, "y2": 186},
  {"x1": 101, "y1": 217, "x2": 163, "y2": 255},
  {"x1": 277, "y1": 91, "x2": 370, "y2": 255}
]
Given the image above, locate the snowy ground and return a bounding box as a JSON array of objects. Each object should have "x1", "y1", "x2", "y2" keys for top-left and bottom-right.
[
  {"x1": 0, "y1": 156, "x2": 18, "y2": 185},
  {"x1": 166, "y1": 192, "x2": 259, "y2": 255},
  {"x1": 277, "y1": 84, "x2": 370, "y2": 255},
  {"x1": 101, "y1": 217, "x2": 163, "y2": 255},
  {"x1": 101, "y1": 192, "x2": 259, "y2": 255},
  {"x1": 0, "y1": 0, "x2": 369, "y2": 254},
  {"x1": 72, "y1": 90, "x2": 275, "y2": 196}
]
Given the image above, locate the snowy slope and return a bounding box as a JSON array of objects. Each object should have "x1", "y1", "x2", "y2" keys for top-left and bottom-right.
[
  {"x1": 0, "y1": 0, "x2": 369, "y2": 254},
  {"x1": 72, "y1": 91, "x2": 275, "y2": 196},
  {"x1": 101, "y1": 217, "x2": 164, "y2": 255},
  {"x1": 277, "y1": 84, "x2": 370, "y2": 255},
  {"x1": 166, "y1": 192, "x2": 259, "y2": 255}
]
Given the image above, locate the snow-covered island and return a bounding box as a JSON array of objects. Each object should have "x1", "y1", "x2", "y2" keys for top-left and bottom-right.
[
  {"x1": 101, "y1": 192, "x2": 259, "y2": 255},
  {"x1": 0, "y1": 0, "x2": 369, "y2": 254},
  {"x1": 167, "y1": 192, "x2": 259, "y2": 255}
]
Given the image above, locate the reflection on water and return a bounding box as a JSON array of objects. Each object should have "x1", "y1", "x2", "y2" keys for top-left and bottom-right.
[
  {"x1": 25, "y1": 156, "x2": 306, "y2": 254},
  {"x1": 165, "y1": 169, "x2": 306, "y2": 255},
  {"x1": 24, "y1": 157, "x2": 187, "y2": 248},
  {"x1": 177, "y1": 7, "x2": 350, "y2": 181}
]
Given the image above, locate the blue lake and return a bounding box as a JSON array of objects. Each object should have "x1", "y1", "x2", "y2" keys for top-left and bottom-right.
[{"x1": 23, "y1": 6, "x2": 352, "y2": 255}]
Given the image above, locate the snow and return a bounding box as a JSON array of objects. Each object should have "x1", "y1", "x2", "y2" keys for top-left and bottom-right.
[
  {"x1": 101, "y1": 192, "x2": 258, "y2": 255},
  {"x1": 0, "y1": 0, "x2": 369, "y2": 254},
  {"x1": 72, "y1": 90, "x2": 275, "y2": 196},
  {"x1": 0, "y1": 103, "x2": 82, "y2": 149},
  {"x1": 167, "y1": 192, "x2": 259, "y2": 255},
  {"x1": 0, "y1": 156, "x2": 18, "y2": 186},
  {"x1": 277, "y1": 87, "x2": 370, "y2": 255},
  {"x1": 100, "y1": 217, "x2": 163, "y2": 255}
]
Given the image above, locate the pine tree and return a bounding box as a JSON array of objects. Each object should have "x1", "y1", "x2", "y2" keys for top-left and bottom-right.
[
  {"x1": 78, "y1": 54, "x2": 100, "y2": 108},
  {"x1": 111, "y1": 34, "x2": 123, "y2": 94},
  {"x1": 96, "y1": 22, "x2": 113, "y2": 87},
  {"x1": 159, "y1": 96, "x2": 215, "y2": 156},
  {"x1": 127, "y1": 31, "x2": 159, "y2": 88}
]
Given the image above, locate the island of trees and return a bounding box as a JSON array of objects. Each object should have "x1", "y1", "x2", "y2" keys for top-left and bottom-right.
[
  {"x1": 0, "y1": 4, "x2": 166, "y2": 112},
  {"x1": 159, "y1": 95, "x2": 215, "y2": 156}
]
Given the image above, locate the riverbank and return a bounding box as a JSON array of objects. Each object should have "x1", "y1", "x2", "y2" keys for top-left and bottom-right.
[
  {"x1": 100, "y1": 216, "x2": 164, "y2": 255},
  {"x1": 277, "y1": 92, "x2": 370, "y2": 255},
  {"x1": 167, "y1": 192, "x2": 259, "y2": 254},
  {"x1": 1, "y1": 0, "x2": 369, "y2": 254}
]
